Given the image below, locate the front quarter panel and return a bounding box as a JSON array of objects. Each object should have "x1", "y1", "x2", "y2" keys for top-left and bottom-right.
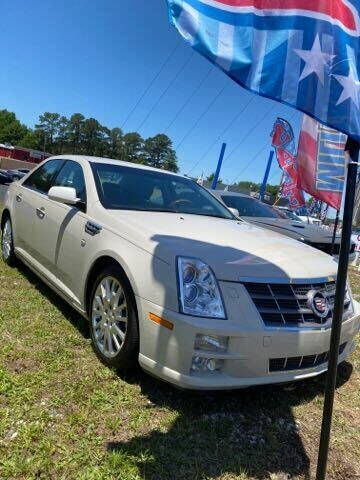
[{"x1": 81, "y1": 220, "x2": 179, "y2": 314}]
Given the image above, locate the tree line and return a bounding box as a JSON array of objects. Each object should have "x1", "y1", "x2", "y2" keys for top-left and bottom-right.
[
  {"x1": 0, "y1": 109, "x2": 179, "y2": 172},
  {"x1": 0, "y1": 108, "x2": 280, "y2": 192},
  {"x1": 205, "y1": 173, "x2": 280, "y2": 197}
]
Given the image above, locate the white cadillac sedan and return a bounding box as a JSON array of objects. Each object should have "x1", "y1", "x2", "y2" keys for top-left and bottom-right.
[{"x1": 1, "y1": 156, "x2": 359, "y2": 390}]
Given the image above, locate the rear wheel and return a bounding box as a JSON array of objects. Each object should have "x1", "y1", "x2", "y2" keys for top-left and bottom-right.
[
  {"x1": 1, "y1": 218, "x2": 16, "y2": 266},
  {"x1": 89, "y1": 266, "x2": 139, "y2": 370}
]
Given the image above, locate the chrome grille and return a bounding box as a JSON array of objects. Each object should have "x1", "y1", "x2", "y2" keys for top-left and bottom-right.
[
  {"x1": 244, "y1": 281, "x2": 352, "y2": 328},
  {"x1": 269, "y1": 343, "x2": 347, "y2": 372}
]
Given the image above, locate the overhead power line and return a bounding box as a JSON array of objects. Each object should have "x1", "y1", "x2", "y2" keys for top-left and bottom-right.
[
  {"x1": 223, "y1": 102, "x2": 277, "y2": 167},
  {"x1": 164, "y1": 64, "x2": 214, "y2": 134},
  {"x1": 186, "y1": 94, "x2": 256, "y2": 175},
  {"x1": 268, "y1": 168, "x2": 282, "y2": 183},
  {"x1": 230, "y1": 109, "x2": 299, "y2": 184},
  {"x1": 175, "y1": 85, "x2": 227, "y2": 151},
  {"x1": 231, "y1": 142, "x2": 270, "y2": 184},
  {"x1": 121, "y1": 39, "x2": 181, "y2": 130},
  {"x1": 136, "y1": 51, "x2": 194, "y2": 132}
]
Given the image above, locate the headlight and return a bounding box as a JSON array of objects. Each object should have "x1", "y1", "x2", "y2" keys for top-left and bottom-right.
[{"x1": 177, "y1": 257, "x2": 226, "y2": 319}]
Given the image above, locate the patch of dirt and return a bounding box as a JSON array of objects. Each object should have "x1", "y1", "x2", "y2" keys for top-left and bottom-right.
[
  {"x1": 329, "y1": 452, "x2": 360, "y2": 480},
  {"x1": 4, "y1": 357, "x2": 37, "y2": 374}
]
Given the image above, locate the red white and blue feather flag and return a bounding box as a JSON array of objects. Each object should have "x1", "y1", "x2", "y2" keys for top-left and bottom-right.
[
  {"x1": 271, "y1": 117, "x2": 305, "y2": 209},
  {"x1": 166, "y1": 0, "x2": 360, "y2": 141}
]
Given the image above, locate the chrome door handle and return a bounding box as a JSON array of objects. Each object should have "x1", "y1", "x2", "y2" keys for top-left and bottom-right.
[
  {"x1": 16, "y1": 194, "x2": 22, "y2": 203},
  {"x1": 36, "y1": 207, "x2": 46, "y2": 219}
]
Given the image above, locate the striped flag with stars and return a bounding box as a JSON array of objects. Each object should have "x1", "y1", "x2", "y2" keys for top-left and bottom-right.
[{"x1": 167, "y1": 0, "x2": 360, "y2": 141}]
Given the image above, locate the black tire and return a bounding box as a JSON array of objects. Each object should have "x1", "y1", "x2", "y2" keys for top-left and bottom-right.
[
  {"x1": 1, "y1": 216, "x2": 17, "y2": 266},
  {"x1": 89, "y1": 265, "x2": 139, "y2": 370}
]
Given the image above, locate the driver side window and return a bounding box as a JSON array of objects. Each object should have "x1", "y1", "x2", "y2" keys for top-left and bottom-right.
[
  {"x1": 53, "y1": 160, "x2": 86, "y2": 203},
  {"x1": 23, "y1": 159, "x2": 65, "y2": 194}
]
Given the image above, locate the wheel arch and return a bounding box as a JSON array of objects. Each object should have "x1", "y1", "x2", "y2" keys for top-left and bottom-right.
[
  {"x1": 1, "y1": 208, "x2": 11, "y2": 230},
  {"x1": 84, "y1": 255, "x2": 138, "y2": 317}
]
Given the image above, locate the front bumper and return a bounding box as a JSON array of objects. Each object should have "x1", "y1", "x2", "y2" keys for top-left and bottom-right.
[{"x1": 135, "y1": 284, "x2": 360, "y2": 390}]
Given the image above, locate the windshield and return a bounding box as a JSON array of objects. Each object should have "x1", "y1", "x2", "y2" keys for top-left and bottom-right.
[
  {"x1": 221, "y1": 195, "x2": 285, "y2": 219},
  {"x1": 91, "y1": 163, "x2": 234, "y2": 219}
]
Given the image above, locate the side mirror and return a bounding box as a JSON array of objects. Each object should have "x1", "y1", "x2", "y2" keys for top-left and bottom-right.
[
  {"x1": 228, "y1": 207, "x2": 240, "y2": 217},
  {"x1": 48, "y1": 186, "x2": 79, "y2": 205}
]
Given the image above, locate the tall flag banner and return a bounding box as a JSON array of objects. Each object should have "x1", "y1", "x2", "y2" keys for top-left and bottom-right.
[
  {"x1": 309, "y1": 198, "x2": 323, "y2": 216},
  {"x1": 321, "y1": 202, "x2": 330, "y2": 221},
  {"x1": 271, "y1": 118, "x2": 305, "y2": 209},
  {"x1": 297, "y1": 115, "x2": 347, "y2": 210},
  {"x1": 167, "y1": 1, "x2": 360, "y2": 142}
]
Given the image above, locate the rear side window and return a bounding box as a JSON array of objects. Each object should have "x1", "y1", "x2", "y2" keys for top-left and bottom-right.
[
  {"x1": 53, "y1": 160, "x2": 86, "y2": 203},
  {"x1": 23, "y1": 159, "x2": 65, "y2": 194}
]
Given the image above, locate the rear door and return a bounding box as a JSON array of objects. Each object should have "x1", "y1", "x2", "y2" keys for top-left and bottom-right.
[{"x1": 13, "y1": 159, "x2": 65, "y2": 258}]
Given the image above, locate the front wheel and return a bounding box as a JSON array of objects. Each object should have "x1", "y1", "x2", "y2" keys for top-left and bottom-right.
[
  {"x1": 1, "y1": 218, "x2": 17, "y2": 266},
  {"x1": 89, "y1": 266, "x2": 139, "y2": 370}
]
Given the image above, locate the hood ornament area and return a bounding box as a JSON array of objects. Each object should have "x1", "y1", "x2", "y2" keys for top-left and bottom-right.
[{"x1": 307, "y1": 290, "x2": 331, "y2": 319}]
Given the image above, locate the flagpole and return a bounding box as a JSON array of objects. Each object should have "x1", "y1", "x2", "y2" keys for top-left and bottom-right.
[
  {"x1": 316, "y1": 137, "x2": 359, "y2": 480},
  {"x1": 211, "y1": 143, "x2": 227, "y2": 190},
  {"x1": 275, "y1": 171, "x2": 284, "y2": 204},
  {"x1": 259, "y1": 150, "x2": 274, "y2": 202},
  {"x1": 330, "y1": 210, "x2": 340, "y2": 256}
]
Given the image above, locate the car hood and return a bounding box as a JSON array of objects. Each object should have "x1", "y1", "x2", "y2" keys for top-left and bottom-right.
[
  {"x1": 106, "y1": 210, "x2": 338, "y2": 282},
  {"x1": 243, "y1": 217, "x2": 340, "y2": 243}
]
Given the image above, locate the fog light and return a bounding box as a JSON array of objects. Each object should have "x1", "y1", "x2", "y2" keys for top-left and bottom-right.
[
  {"x1": 194, "y1": 334, "x2": 228, "y2": 353},
  {"x1": 191, "y1": 356, "x2": 224, "y2": 373}
]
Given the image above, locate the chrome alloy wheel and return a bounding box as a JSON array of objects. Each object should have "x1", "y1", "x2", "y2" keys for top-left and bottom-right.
[
  {"x1": 2, "y1": 220, "x2": 12, "y2": 260},
  {"x1": 91, "y1": 276, "x2": 128, "y2": 358}
]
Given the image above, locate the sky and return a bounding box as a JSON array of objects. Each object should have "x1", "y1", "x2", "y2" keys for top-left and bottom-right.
[{"x1": 1, "y1": 0, "x2": 303, "y2": 186}]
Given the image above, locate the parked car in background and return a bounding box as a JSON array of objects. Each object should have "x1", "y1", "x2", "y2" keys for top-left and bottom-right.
[
  {"x1": 351, "y1": 230, "x2": 360, "y2": 256},
  {"x1": 297, "y1": 215, "x2": 322, "y2": 226},
  {"x1": 277, "y1": 206, "x2": 304, "y2": 222},
  {"x1": 211, "y1": 190, "x2": 355, "y2": 260},
  {"x1": 2, "y1": 155, "x2": 359, "y2": 390},
  {"x1": 0, "y1": 168, "x2": 29, "y2": 184},
  {"x1": 6, "y1": 169, "x2": 27, "y2": 181},
  {"x1": 0, "y1": 169, "x2": 12, "y2": 185}
]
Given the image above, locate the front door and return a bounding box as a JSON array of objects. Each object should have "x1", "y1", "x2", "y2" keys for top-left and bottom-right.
[
  {"x1": 31, "y1": 160, "x2": 88, "y2": 305},
  {"x1": 15, "y1": 159, "x2": 65, "y2": 260}
]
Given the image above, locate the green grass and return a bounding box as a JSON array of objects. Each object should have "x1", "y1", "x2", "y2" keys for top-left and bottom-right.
[{"x1": 0, "y1": 255, "x2": 359, "y2": 480}]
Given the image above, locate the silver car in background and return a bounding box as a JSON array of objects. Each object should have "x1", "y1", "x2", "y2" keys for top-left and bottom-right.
[{"x1": 211, "y1": 190, "x2": 355, "y2": 260}]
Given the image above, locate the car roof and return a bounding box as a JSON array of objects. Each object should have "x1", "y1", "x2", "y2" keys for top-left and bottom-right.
[
  {"x1": 277, "y1": 207, "x2": 294, "y2": 213},
  {"x1": 47, "y1": 154, "x2": 186, "y2": 177},
  {"x1": 210, "y1": 189, "x2": 255, "y2": 200}
]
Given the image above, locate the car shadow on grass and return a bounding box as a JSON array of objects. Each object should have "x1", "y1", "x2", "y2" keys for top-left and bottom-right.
[
  {"x1": 16, "y1": 261, "x2": 90, "y2": 339},
  {"x1": 111, "y1": 362, "x2": 352, "y2": 480}
]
